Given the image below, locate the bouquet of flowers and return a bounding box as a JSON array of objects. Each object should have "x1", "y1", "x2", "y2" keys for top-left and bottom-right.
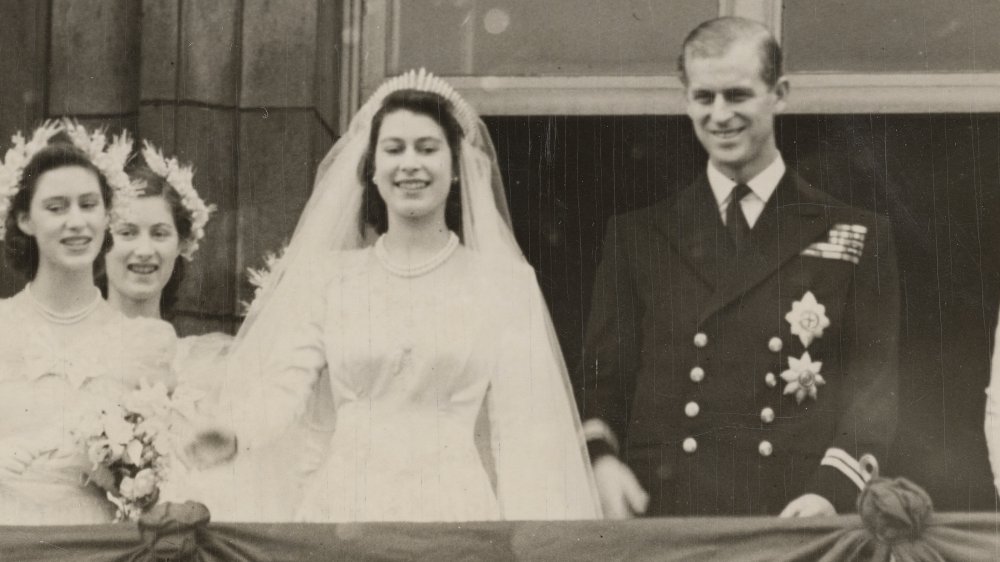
[{"x1": 71, "y1": 381, "x2": 180, "y2": 522}]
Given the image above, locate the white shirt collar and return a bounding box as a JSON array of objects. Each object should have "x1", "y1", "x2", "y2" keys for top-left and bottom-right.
[{"x1": 707, "y1": 155, "x2": 786, "y2": 207}]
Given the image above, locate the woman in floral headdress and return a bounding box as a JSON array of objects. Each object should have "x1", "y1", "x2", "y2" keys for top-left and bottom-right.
[
  {"x1": 100, "y1": 143, "x2": 331, "y2": 521},
  {"x1": 187, "y1": 70, "x2": 601, "y2": 522},
  {"x1": 0, "y1": 122, "x2": 176, "y2": 524},
  {"x1": 99, "y1": 142, "x2": 225, "y2": 387}
]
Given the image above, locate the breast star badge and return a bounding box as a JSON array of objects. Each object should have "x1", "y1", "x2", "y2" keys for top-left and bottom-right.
[
  {"x1": 780, "y1": 351, "x2": 825, "y2": 404},
  {"x1": 785, "y1": 291, "x2": 830, "y2": 348}
]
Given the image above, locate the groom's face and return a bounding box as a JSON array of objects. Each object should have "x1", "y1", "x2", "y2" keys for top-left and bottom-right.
[{"x1": 684, "y1": 41, "x2": 788, "y2": 182}]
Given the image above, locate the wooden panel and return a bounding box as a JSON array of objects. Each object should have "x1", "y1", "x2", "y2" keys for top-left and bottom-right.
[
  {"x1": 313, "y1": 0, "x2": 341, "y2": 129},
  {"x1": 236, "y1": 109, "x2": 316, "y2": 305},
  {"x1": 140, "y1": 0, "x2": 180, "y2": 101},
  {"x1": 172, "y1": 106, "x2": 238, "y2": 315},
  {"x1": 179, "y1": 0, "x2": 240, "y2": 106},
  {"x1": 311, "y1": 115, "x2": 336, "y2": 172},
  {"x1": 240, "y1": 0, "x2": 317, "y2": 108},
  {"x1": 173, "y1": 312, "x2": 239, "y2": 338},
  {"x1": 49, "y1": 0, "x2": 140, "y2": 115},
  {"x1": 0, "y1": 0, "x2": 47, "y2": 137},
  {"x1": 785, "y1": 0, "x2": 1000, "y2": 73},
  {"x1": 0, "y1": 0, "x2": 48, "y2": 298},
  {"x1": 137, "y1": 104, "x2": 177, "y2": 154},
  {"x1": 390, "y1": 1, "x2": 713, "y2": 76}
]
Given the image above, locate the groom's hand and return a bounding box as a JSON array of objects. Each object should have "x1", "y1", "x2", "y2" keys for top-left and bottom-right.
[
  {"x1": 779, "y1": 493, "x2": 837, "y2": 518},
  {"x1": 183, "y1": 426, "x2": 238, "y2": 469},
  {"x1": 593, "y1": 455, "x2": 649, "y2": 519}
]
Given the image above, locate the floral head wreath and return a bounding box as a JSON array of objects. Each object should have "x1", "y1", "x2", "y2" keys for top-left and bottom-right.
[
  {"x1": 0, "y1": 119, "x2": 133, "y2": 241},
  {"x1": 137, "y1": 141, "x2": 215, "y2": 260},
  {"x1": 352, "y1": 68, "x2": 479, "y2": 140}
]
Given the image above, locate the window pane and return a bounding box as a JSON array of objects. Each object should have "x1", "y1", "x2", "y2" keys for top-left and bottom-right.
[
  {"x1": 389, "y1": 0, "x2": 716, "y2": 76},
  {"x1": 784, "y1": 0, "x2": 1000, "y2": 72}
]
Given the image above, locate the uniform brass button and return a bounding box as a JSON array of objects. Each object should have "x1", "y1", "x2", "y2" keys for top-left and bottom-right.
[
  {"x1": 684, "y1": 401, "x2": 700, "y2": 418},
  {"x1": 682, "y1": 437, "x2": 698, "y2": 453},
  {"x1": 768, "y1": 337, "x2": 783, "y2": 353},
  {"x1": 758, "y1": 440, "x2": 773, "y2": 457},
  {"x1": 693, "y1": 333, "x2": 708, "y2": 348},
  {"x1": 690, "y1": 366, "x2": 705, "y2": 383},
  {"x1": 764, "y1": 372, "x2": 777, "y2": 388},
  {"x1": 761, "y1": 407, "x2": 775, "y2": 424}
]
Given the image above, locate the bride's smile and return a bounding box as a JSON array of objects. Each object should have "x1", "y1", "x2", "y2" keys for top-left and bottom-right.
[{"x1": 373, "y1": 109, "x2": 454, "y2": 222}]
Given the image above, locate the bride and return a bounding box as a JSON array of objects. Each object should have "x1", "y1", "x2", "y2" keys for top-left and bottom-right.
[
  {"x1": 188, "y1": 69, "x2": 601, "y2": 522},
  {"x1": 0, "y1": 123, "x2": 176, "y2": 524}
]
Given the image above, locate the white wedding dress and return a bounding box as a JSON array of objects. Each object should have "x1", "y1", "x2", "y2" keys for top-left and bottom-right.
[
  {"x1": 985, "y1": 307, "x2": 1000, "y2": 495},
  {"x1": 219, "y1": 242, "x2": 598, "y2": 522},
  {"x1": 0, "y1": 288, "x2": 177, "y2": 524},
  {"x1": 161, "y1": 332, "x2": 335, "y2": 522}
]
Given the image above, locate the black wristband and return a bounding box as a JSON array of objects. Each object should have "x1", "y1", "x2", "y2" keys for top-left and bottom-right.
[{"x1": 587, "y1": 439, "x2": 617, "y2": 463}]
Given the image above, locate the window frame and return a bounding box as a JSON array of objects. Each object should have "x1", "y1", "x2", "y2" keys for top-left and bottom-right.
[{"x1": 345, "y1": 0, "x2": 1000, "y2": 132}]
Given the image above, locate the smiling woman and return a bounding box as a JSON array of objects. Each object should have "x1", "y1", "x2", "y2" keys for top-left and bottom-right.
[
  {"x1": 0, "y1": 122, "x2": 177, "y2": 525},
  {"x1": 104, "y1": 164, "x2": 189, "y2": 320},
  {"x1": 360, "y1": 89, "x2": 465, "y2": 241},
  {"x1": 182, "y1": 70, "x2": 601, "y2": 522}
]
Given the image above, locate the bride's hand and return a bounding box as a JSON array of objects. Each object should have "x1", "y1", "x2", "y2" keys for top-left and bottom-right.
[{"x1": 183, "y1": 426, "x2": 238, "y2": 469}]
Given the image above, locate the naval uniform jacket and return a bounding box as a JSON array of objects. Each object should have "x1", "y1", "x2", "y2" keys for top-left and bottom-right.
[{"x1": 579, "y1": 169, "x2": 900, "y2": 516}]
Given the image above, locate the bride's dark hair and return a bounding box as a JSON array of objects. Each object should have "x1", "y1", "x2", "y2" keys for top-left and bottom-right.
[{"x1": 358, "y1": 89, "x2": 464, "y2": 237}]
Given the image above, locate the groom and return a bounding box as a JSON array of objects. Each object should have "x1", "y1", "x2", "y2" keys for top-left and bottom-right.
[{"x1": 579, "y1": 17, "x2": 900, "y2": 518}]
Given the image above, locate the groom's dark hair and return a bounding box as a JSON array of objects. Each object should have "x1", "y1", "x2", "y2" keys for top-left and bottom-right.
[{"x1": 359, "y1": 89, "x2": 464, "y2": 238}]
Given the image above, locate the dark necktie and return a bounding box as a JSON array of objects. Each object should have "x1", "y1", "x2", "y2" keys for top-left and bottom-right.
[{"x1": 726, "y1": 183, "x2": 752, "y2": 252}]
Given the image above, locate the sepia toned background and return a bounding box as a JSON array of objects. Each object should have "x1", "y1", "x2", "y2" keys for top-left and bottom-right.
[{"x1": 0, "y1": 0, "x2": 998, "y2": 512}]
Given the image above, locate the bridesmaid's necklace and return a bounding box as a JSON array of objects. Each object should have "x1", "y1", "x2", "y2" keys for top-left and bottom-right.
[
  {"x1": 26, "y1": 283, "x2": 102, "y2": 325},
  {"x1": 375, "y1": 232, "x2": 460, "y2": 278}
]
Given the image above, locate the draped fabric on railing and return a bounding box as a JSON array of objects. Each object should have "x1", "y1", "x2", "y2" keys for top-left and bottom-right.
[
  {"x1": 2, "y1": 503, "x2": 997, "y2": 562},
  {"x1": 0, "y1": 0, "x2": 342, "y2": 335}
]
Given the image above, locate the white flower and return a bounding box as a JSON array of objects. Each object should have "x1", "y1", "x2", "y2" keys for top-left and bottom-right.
[
  {"x1": 780, "y1": 351, "x2": 826, "y2": 404},
  {"x1": 785, "y1": 291, "x2": 830, "y2": 348},
  {"x1": 124, "y1": 439, "x2": 145, "y2": 466},
  {"x1": 132, "y1": 468, "x2": 158, "y2": 498},
  {"x1": 122, "y1": 379, "x2": 172, "y2": 421},
  {"x1": 118, "y1": 476, "x2": 137, "y2": 500},
  {"x1": 87, "y1": 439, "x2": 115, "y2": 466},
  {"x1": 102, "y1": 412, "x2": 135, "y2": 446},
  {"x1": 72, "y1": 410, "x2": 107, "y2": 443}
]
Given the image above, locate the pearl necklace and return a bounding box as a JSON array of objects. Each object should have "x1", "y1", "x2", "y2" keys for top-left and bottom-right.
[
  {"x1": 375, "y1": 232, "x2": 460, "y2": 278},
  {"x1": 26, "y1": 283, "x2": 102, "y2": 325}
]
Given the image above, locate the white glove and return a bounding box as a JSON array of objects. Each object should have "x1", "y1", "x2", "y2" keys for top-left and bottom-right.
[
  {"x1": 593, "y1": 455, "x2": 649, "y2": 519},
  {"x1": 183, "y1": 426, "x2": 238, "y2": 470}
]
